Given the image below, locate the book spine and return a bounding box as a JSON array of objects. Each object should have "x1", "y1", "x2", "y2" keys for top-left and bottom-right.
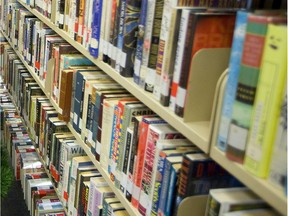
[
  {"x1": 125, "y1": 116, "x2": 141, "y2": 201},
  {"x1": 120, "y1": 126, "x2": 134, "y2": 194},
  {"x1": 143, "y1": 0, "x2": 164, "y2": 92},
  {"x1": 89, "y1": 0, "x2": 103, "y2": 58},
  {"x1": 150, "y1": 151, "x2": 166, "y2": 216},
  {"x1": 108, "y1": 104, "x2": 120, "y2": 180},
  {"x1": 76, "y1": 0, "x2": 85, "y2": 43},
  {"x1": 102, "y1": 0, "x2": 113, "y2": 62},
  {"x1": 244, "y1": 24, "x2": 287, "y2": 177},
  {"x1": 216, "y1": 11, "x2": 249, "y2": 151},
  {"x1": 226, "y1": 15, "x2": 277, "y2": 163},
  {"x1": 159, "y1": 7, "x2": 181, "y2": 106},
  {"x1": 119, "y1": 0, "x2": 141, "y2": 77},
  {"x1": 107, "y1": 0, "x2": 118, "y2": 64},
  {"x1": 170, "y1": 10, "x2": 190, "y2": 112},
  {"x1": 114, "y1": 0, "x2": 127, "y2": 72},
  {"x1": 153, "y1": 0, "x2": 177, "y2": 101},
  {"x1": 164, "y1": 165, "x2": 179, "y2": 216},
  {"x1": 157, "y1": 156, "x2": 172, "y2": 216},
  {"x1": 268, "y1": 86, "x2": 287, "y2": 190},
  {"x1": 133, "y1": 0, "x2": 148, "y2": 84}
]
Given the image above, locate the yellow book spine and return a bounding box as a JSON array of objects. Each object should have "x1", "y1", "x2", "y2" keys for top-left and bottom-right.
[{"x1": 244, "y1": 24, "x2": 287, "y2": 178}]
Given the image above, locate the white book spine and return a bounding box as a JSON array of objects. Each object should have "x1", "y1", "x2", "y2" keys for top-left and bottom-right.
[
  {"x1": 153, "y1": 0, "x2": 177, "y2": 100},
  {"x1": 169, "y1": 9, "x2": 189, "y2": 111}
]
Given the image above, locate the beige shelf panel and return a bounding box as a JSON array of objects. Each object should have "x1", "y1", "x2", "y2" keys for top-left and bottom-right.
[{"x1": 67, "y1": 123, "x2": 142, "y2": 216}]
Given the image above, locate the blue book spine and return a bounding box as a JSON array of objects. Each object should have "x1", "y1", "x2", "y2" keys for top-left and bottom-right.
[
  {"x1": 158, "y1": 157, "x2": 172, "y2": 216},
  {"x1": 120, "y1": 0, "x2": 142, "y2": 77},
  {"x1": 133, "y1": 0, "x2": 147, "y2": 84},
  {"x1": 72, "y1": 72, "x2": 84, "y2": 132},
  {"x1": 115, "y1": 0, "x2": 127, "y2": 72},
  {"x1": 89, "y1": 0, "x2": 103, "y2": 57},
  {"x1": 150, "y1": 153, "x2": 166, "y2": 216},
  {"x1": 216, "y1": 11, "x2": 249, "y2": 151},
  {"x1": 165, "y1": 166, "x2": 179, "y2": 216}
]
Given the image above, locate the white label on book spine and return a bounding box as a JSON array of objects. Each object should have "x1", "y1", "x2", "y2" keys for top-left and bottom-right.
[
  {"x1": 120, "y1": 51, "x2": 126, "y2": 68},
  {"x1": 90, "y1": 38, "x2": 98, "y2": 49},
  {"x1": 96, "y1": 141, "x2": 101, "y2": 155},
  {"x1": 73, "y1": 113, "x2": 78, "y2": 125},
  {"x1": 112, "y1": 46, "x2": 117, "y2": 60},
  {"x1": 176, "y1": 87, "x2": 186, "y2": 107},
  {"x1": 227, "y1": 124, "x2": 248, "y2": 150},
  {"x1": 108, "y1": 43, "x2": 113, "y2": 58},
  {"x1": 78, "y1": 25, "x2": 83, "y2": 36},
  {"x1": 116, "y1": 48, "x2": 122, "y2": 65},
  {"x1": 121, "y1": 172, "x2": 127, "y2": 190},
  {"x1": 59, "y1": 14, "x2": 64, "y2": 25},
  {"x1": 48, "y1": 3, "x2": 51, "y2": 14},
  {"x1": 134, "y1": 59, "x2": 141, "y2": 76},
  {"x1": 132, "y1": 186, "x2": 140, "y2": 199},
  {"x1": 160, "y1": 78, "x2": 170, "y2": 96}
]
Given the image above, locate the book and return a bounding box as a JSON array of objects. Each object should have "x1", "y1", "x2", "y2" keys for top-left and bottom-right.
[
  {"x1": 89, "y1": 0, "x2": 103, "y2": 58},
  {"x1": 223, "y1": 208, "x2": 282, "y2": 216},
  {"x1": 138, "y1": 124, "x2": 184, "y2": 215},
  {"x1": 205, "y1": 188, "x2": 267, "y2": 216},
  {"x1": 119, "y1": 0, "x2": 142, "y2": 77},
  {"x1": 86, "y1": 176, "x2": 108, "y2": 216},
  {"x1": 216, "y1": 11, "x2": 250, "y2": 151},
  {"x1": 175, "y1": 12, "x2": 236, "y2": 117},
  {"x1": 114, "y1": 0, "x2": 127, "y2": 72},
  {"x1": 268, "y1": 86, "x2": 287, "y2": 191},
  {"x1": 103, "y1": 197, "x2": 120, "y2": 216},
  {"x1": 142, "y1": 0, "x2": 163, "y2": 92},
  {"x1": 116, "y1": 101, "x2": 153, "y2": 190},
  {"x1": 130, "y1": 116, "x2": 166, "y2": 208},
  {"x1": 226, "y1": 14, "x2": 287, "y2": 163},
  {"x1": 133, "y1": 0, "x2": 148, "y2": 84},
  {"x1": 244, "y1": 24, "x2": 287, "y2": 177}
]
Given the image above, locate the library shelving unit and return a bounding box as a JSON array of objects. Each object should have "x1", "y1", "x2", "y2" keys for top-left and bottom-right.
[{"x1": 2, "y1": 1, "x2": 287, "y2": 215}]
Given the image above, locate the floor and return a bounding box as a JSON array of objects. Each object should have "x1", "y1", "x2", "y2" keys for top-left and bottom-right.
[{"x1": 1, "y1": 179, "x2": 30, "y2": 216}]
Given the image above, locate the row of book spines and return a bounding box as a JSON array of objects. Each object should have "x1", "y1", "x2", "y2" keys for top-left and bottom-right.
[
  {"x1": 1, "y1": 97, "x2": 67, "y2": 215},
  {"x1": 1, "y1": 43, "x2": 143, "y2": 215}
]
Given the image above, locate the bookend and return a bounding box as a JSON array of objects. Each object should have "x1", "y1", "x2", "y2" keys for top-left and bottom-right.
[
  {"x1": 183, "y1": 48, "x2": 230, "y2": 151},
  {"x1": 177, "y1": 195, "x2": 208, "y2": 216}
]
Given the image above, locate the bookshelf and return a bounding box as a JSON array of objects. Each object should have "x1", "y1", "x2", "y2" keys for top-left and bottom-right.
[
  {"x1": 4, "y1": 89, "x2": 68, "y2": 215},
  {"x1": 1, "y1": 1, "x2": 287, "y2": 216},
  {"x1": 16, "y1": 0, "x2": 212, "y2": 153}
]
